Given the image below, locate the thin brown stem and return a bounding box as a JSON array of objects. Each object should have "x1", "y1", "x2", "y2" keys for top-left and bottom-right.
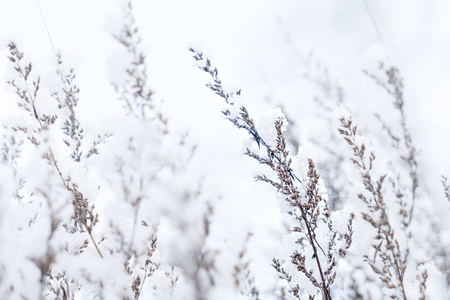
[{"x1": 302, "y1": 211, "x2": 329, "y2": 299}]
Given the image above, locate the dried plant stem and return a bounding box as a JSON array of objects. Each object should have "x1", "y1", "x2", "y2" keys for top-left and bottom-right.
[
  {"x1": 308, "y1": 222, "x2": 328, "y2": 297},
  {"x1": 191, "y1": 48, "x2": 333, "y2": 300},
  {"x1": 7, "y1": 42, "x2": 104, "y2": 259},
  {"x1": 135, "y1": 259, "x2": 149, "y2": 300},
  {"x1": 264, "y1": 143, "x2": 331, "y2": 299},
  {"x1": 132, "y1": 236, "x2": 159, "y2": 300},
  {"x1": 248, "y1": 121, "x2": 330, "y2": 299},
  {"x1": 86, "y1": 228, "x2": 103, "y2": 258},
  {"x1": 48, "y1": 133, "x2": 104, "y2": 260},
  {"x1": 366, "y1": 65, "x2": 418, "y2": 227},
  {"x1": 339, "y1": 116, "x2": 407, "y2": 299}
]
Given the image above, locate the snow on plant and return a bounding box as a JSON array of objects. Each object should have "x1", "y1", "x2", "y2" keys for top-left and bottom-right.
[
  {"x1": 361, "y1": 53, "x2": 448, "y2": 293},
  {"x1": 190, "y1": 48, "x2": 355, "y2": 300},
  {"x1": 1, "y1": 2, "x2": 449, "y2": 300},
  {"x1": 189, "y1": 44, "x2": 449, "y2": 299},
  {"x1": 2, "y1": 42, "x2": 107, "y2": 298},
  {"x1": 0, "y1": 4, "x2": 219, "y2": 299},
  {"x1": 94, "y1": 2, "x2": 219, "y2": 299},
  {"x1": 339, "y1": 116, "x2": 411, "y2": 299}
]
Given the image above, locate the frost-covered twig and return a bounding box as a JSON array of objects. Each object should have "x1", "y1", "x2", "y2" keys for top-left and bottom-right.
[
  {"x1": 53, "y1": 52, "x2": 83, "y2": 162},
  {"x1": 364, "y1": 64, "x2": 418, "y2": 227},
  {"x1": 112, "y1": 1, "x2": 167, "y2": 132},
  {"x1": 7, "y1": 42, "x2": 104, "y2": 259},
  {"x1": 416, "y1": 266, "x2": 428, "y2": 300},
  {"x1": 131, "y1": 235, "x2": 160, "y2": 300},
  {"x1": 339, "y1": 116, "x2": 411, "y2": 299},
  {"x1": 109, "y1": 5, "x2": 220, "y2": 298},
  {"x1": 191, "y1": 48, "x2": 354, "y2": 300},
  {"x1": 52, "y1": 55, "x2": 112, "y2": 162}
]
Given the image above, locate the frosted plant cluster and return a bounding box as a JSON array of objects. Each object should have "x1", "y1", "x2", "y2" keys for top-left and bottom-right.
[{"x1": 0, "y1": 1, "x2": 449, "y2": 300}]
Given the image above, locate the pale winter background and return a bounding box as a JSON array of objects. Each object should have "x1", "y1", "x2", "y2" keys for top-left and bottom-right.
[{"x1": 0, "y1": 0, "x2": 449, "y2": 299}]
